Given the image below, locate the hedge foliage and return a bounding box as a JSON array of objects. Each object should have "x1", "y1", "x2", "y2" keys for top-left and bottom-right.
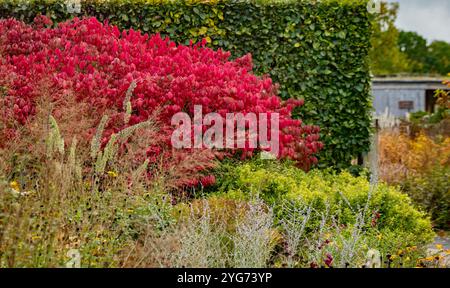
[{"x1": 0, "y1": 0, "x2": 373, "y2": 168}]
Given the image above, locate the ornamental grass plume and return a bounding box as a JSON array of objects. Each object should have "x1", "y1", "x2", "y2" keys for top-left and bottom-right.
[{"x1": 0, "y1": 98, "x2": 222, "y2": 267}]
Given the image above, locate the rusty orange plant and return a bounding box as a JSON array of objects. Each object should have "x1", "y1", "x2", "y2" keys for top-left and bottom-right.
[{"x1": 379, "y1": 131, "x2": 450, "y2": 184}]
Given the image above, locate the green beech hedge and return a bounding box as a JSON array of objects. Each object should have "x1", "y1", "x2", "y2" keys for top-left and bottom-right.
[{"x1": 0, "y1": 0, "x2": 373, "y2": 168}]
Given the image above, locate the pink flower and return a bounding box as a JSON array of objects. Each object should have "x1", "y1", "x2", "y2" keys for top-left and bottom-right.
[{"x1": 324, "y1": 253, "x2": 333, "y2": 268}]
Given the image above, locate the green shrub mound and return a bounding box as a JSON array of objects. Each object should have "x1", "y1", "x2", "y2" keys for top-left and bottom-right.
[
  {"x1": 0, "y1": 0, "x2": 373, "y2": 169},
  {"x1": 214, "y1": 160, "x2": 435, "y2": 247},
  {"x1": 402, "y1": 166, "x2": 450, "y2": 230}
]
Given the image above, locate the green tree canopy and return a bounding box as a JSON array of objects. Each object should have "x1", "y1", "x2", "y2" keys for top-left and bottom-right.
[
  {"x1": 370, "y1": 2, "x2": 410, "y2": 75},
  {"x1": 426, "y1": 41, "x2": 450, "y2": 75},
  {"x1": 398, "y1": 31, "x2": 428, "y2": 73},
  {"x1": 371, "y1": 2, "x2": 450, "y2": 76}
]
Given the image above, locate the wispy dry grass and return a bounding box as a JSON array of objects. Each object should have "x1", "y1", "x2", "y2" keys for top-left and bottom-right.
[{"x1": 0, "y1": 81, "x2": 218, "y2": 267}]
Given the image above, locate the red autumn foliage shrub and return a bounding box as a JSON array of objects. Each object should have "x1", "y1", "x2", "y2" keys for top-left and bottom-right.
[{"x1": 0, "y1": 16, "x2": 322, "y2": 181}]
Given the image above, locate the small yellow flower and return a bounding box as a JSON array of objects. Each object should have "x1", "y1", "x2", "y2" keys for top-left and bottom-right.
[
  {"x1": 31, "y1": 234, "x2": 41, "y2": 241},
  {"x1": 435, "y1": 255, "x2": 443, "y2": 261},
  {"x1": 107, "y1": 171, "x2": 118, "y2": 178},
  {"x1": 376, "y1": 234, "x2": 382, "y2": 240},
  {"x1": 406, "y1": 245, "x2": 418, "y2": 252},
  {"x1": 84, "y1": 180, "x2": 91, "y2": 189},
  {"x1": 445, "y1": 250, "x2": 450, "y2": 255},
  {"x1": 10, "y1": 180, "x2": 20, "y2": 191},
  {"x1": 435, "y1": 244, "x2": 444, "y2": 250},
  {"x1": 397, "y1": 249, "x2": 403, "y2": 256}
]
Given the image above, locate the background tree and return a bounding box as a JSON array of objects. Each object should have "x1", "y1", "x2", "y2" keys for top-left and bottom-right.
[
  {"x1": 370, "y1": 2, "x2": 450, "y2": 76},
  {"x1": 398, "y1": 31, "x2": 428, "y2": 73},
  {"x1": 370, "y1": 2, "x2": 410, "y2": 75},
  {"x1": 398, "y1": 32, "x2": 450, "y2": 75},
  {"x1": 426, "y1": 41, "x2": 450, "y2": 75}
]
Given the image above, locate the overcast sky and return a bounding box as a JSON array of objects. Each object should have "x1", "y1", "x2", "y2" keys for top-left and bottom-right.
[{"x1": 386, "y1": 0, "x2": 450, "y2": 43}]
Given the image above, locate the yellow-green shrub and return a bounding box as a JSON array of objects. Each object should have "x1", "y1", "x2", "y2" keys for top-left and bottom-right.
[
  {"x1": 402, "y1": 166, "x2": 450, "y2": 229},
  {"x1": 215, "y1": 160, "x2": 435, "y2": 246}
]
